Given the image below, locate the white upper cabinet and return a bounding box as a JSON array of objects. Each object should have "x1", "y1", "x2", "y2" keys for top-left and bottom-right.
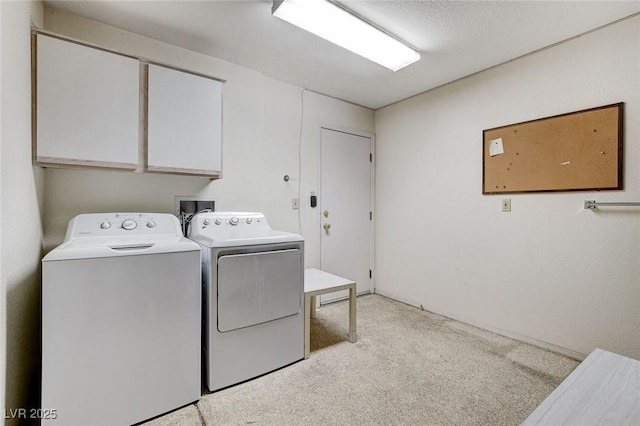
[
  {"x1": 147, "y1": 64, "x2": 223, "y2": 177},
  {"x1": 33, "y1": 32, "x2": 224, "y2": 178},
  {"x1": 35, "y1": 33, "x2": 140, "y2": 169}
]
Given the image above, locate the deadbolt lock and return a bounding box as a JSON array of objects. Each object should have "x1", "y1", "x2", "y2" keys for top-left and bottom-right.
[{"x1": 323, "y1": 210, "x2": 329, "y2": 218}]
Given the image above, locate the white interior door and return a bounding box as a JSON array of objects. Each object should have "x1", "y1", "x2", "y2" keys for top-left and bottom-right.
[{"x1": 319, "y1": 127, "x2": 373, "y2": 303}]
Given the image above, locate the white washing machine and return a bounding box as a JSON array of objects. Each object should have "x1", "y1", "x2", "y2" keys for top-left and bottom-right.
[
  {"x1": 41, "y1": 213, "x2": 201, "y2": 426},
  {"x1": 188, "y1": 212, "x2": 304, "y2": 391}
]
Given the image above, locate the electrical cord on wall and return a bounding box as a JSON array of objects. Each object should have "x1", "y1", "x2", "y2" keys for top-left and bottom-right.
[
  {"x1": 180, "y1": 208, "x2": 213, "y2": 237},
  {"x1": 297, "y1": 88, "x2": 307, "y2": 236}
]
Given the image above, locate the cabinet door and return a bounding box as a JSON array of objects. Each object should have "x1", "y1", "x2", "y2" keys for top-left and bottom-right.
[
  {"x1": 35, "y1": 34, "x2": 140, "y2": 169},
  {"x1": 147, "y1": 64, "x2": 223, "y2": 177}
]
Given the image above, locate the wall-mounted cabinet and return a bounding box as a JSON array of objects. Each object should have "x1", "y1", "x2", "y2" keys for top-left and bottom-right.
[
  {"x1": 34, "y1": 33, "x2": 140, "y2": 170},
  {"x1": 147, "y1": 64, "x2": 223, "y2": 176},
  {"x1": 32, "y1": 31, "x2": 223, "y2": 178}
]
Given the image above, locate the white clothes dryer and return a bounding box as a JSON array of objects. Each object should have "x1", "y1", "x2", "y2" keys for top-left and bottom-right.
[
  {"x1": 41, "y1": 213, "x2": 201, "y2": 426},
  {"x1": 188, "y1": 212, "x2": 304, "y2": 391}
]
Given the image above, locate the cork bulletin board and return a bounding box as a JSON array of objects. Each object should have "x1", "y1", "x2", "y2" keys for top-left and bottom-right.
[{"x1": 483, "y1": 103, "x2": 623, "y2": 194}]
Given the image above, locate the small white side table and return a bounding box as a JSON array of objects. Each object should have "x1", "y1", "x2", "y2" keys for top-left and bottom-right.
[{"x1": 304, "y1": 268, "x2": 357, "y2": 359}]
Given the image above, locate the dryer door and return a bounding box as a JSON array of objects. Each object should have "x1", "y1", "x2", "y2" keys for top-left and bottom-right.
[{"x1": 217, "y1": 249, "x2": 301, "y2": 332}]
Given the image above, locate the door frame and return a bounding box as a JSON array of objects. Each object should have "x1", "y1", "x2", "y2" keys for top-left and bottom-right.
[{"x1": 316, "y1": 124, "x2": 375, "y2": 296}]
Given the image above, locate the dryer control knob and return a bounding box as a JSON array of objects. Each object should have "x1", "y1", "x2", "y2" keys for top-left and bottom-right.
[
  {"x1": 246, "y1": 218, "x2": 253, "y2": 224},
  {"x1": 146, "y1": 220, "x2": 156, "y2": 228},
  {"x1": 214, "y1": 219, "x2": 222, "y2": 225},
  {"x1": 229, "y1": 217, "x2": 239, "y2": 226},
  {"x1": 100, "y1": 221, "x2": 111, "y2": 230},
  {"x1": 122, "y1": 219, "x2": 137, "y2": 230},
  {"x1": 203, "y1": 219, "x2": 211, "y2": 226}
]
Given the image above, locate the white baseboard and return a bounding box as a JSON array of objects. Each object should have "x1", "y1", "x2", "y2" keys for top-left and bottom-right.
[{"x1": 373, "y1": 289, "x2": 586, "y2": 361}]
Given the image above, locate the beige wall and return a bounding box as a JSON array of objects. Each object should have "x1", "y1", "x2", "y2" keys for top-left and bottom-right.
[
  {"x1": 375, "y1": 15, "x2": 640, "y2": 360},
  {"x1": 1, "y1": 0, "x2": 45, "y2": 422}
]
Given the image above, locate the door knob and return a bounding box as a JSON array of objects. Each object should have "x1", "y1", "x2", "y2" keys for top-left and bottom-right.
[{"x1": 323, "y1": 223, "x2": 331, "y2": 231}]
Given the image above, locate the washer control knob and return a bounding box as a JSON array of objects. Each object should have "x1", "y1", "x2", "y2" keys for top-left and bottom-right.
[
  {"x1": 230, "y1": 217, "x2": 239, "y2": 226},
  {"x1": 214, "y1": 219, "x2": 222, "y2": 225},
  {"x1": 146, "y1": 220, "x2": 156, "y2": 228},
  {"x1": 246, "y1": 218, "x2": 253, "y2": 224},
  {"x1": 100, "y1": 221, "x2": 111, "y2": 230},
  {"x1": 203, "y1": 219, "x2": 211, "y2": 226},
  {"x1": 122, "y1": 219, "x2": 137, "y2": 230}
]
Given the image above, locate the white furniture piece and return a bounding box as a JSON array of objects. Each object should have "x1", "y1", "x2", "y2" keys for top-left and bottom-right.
[
  {"x1": 41, "y1": 213, "x2": 201, "y2": 426},
  {"x1": 304, "y1": 268, "x2": 357, "y2": 359},
  {"x1": 522, "y1": 348, "x2": 640, "y2": 425},
  {"x1": 35, "y1": 33, "x2": 140, "y2": 169},
  {"x1": 147, "y1": 64, "x2": 223, "y2": 176},
  {"x1": 188, "y1": 212, "x2": 304, "y2": 391}
]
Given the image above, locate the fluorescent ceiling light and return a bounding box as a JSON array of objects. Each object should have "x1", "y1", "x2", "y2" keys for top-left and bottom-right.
[{"x1": 272, "y1": 0, "x2": 420, "y2": 72}]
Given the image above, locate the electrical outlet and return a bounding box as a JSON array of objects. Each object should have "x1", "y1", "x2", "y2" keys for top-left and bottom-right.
[
  {"x1": 502, "y1": 198, "x2": 511, "y2": 212},
  {"x1": 292, "y1": 198, "x2": 300, "y2": 210}
]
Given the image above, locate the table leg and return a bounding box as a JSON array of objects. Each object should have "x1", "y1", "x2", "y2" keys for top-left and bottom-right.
[
  {"x1": 310, "y1": 295, "x2": 317, "y2": 319},
  {"x1": 349, "y1": 285, "x2": 357, "y2": 343},
  {"x1": 304, "y1": 294, "x2": 311, "y2": 359}
]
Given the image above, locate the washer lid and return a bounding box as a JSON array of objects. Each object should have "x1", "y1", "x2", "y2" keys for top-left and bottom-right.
[
  {"x1": 43, "y1": 213, "x2": 200, "y2": 261},
  {"x1": 42, "y1": 235, "x2": 200, "y2": 261}
]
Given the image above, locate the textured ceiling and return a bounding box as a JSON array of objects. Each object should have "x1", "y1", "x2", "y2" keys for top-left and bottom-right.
[{"x1": 44, "y1": 0, "x2": 640, "y2": 109}]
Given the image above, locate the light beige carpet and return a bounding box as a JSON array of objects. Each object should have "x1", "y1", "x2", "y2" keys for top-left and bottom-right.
[{"x1": 143, "y1": 294, "x2": 578, "y2": 425}]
